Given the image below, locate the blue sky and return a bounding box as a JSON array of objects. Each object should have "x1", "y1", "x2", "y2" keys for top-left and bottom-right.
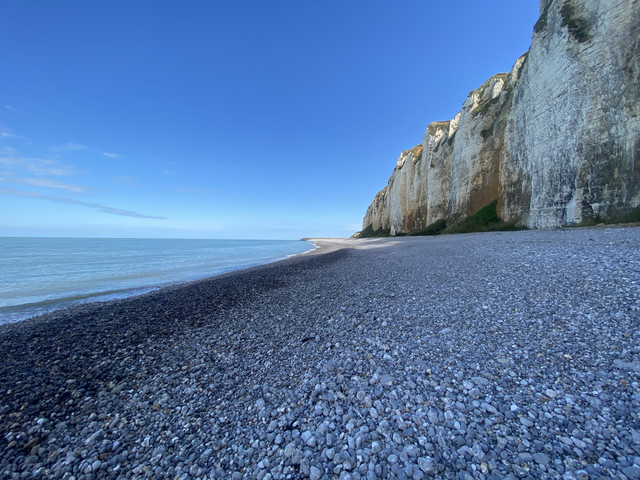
[{"x1": 0, "y1": 1, "x2": 540, "y2": 239}]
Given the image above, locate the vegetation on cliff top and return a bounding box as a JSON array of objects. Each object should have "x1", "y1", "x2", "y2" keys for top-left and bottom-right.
[{"x1": 427, "y1": 121, "x2": 451, "y2": 136}]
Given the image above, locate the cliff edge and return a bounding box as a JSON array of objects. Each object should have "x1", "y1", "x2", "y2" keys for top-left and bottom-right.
[{"x1": 362, "y1": 0, "x2": 640, "y2": 235}]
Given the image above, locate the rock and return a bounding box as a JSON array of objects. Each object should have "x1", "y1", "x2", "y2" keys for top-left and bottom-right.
[
  {"x1": 481, "y1": 403, "x2": 497, "y2": 415},
  {"x1": 310, "y1": 465, "x2": 322, "y2": 480},
  {"x1": 301, "y1": 430, "x2": 316, "y2": 448},
  {"x1": 623, "y1": 466, "x2": 640, "y2": 480},
  {"x1": 2, "y1": 198, "x2": 640, "y2": 480},
  {"x1": 418, "y1": 457, "x2": 435, "y2": 474},
  {"x1": 404, "y1": 445, "x2": 419, "y2": 458},
  {"x1": 361, "y1": 0, "x2": 640, "y2": 234},
  {"x1": 371, "y1": 441, "x2": 382, "y2": 455},
  {"x1": 532, "y1": 452, "x2": 551, "y2": 465},
  {"x1": 471, "y1": 376, "x2": 489, "y2": 386},
  {"x1": 520, "y1": 417, "x2": 534, "y2": 427}
]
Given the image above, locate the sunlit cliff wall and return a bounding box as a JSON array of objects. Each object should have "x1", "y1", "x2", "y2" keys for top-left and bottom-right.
[{"x1": 363, "y1": 0, "x2": 640, "y2": 234}]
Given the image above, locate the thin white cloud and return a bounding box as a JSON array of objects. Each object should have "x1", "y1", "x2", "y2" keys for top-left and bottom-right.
[
  {"x1": 162, "y1": 169, "x2": 177, "y2": 175},
  {"x1": 0, "y1": 187, "x2": 166, "y2": 220},
  {"x1": 21, "y1": 177, "x2": 88, "y2": 193},
  {"x1": 51, "y1": 142, "x2": 88, "y2": 152},
  {"x1": 39, "y1": 164, "x2": 80, "y2": 176},
  {"x1": 0, "y1": 156, "x2": 80, "y2": 176},
  {"x1": 0, "y1": 128, "x2": 24, "y2": 140},
  {"x1": 4, "y1": 105, "x2": 24, "y2": 114},
  {"x1": 103, "y1": 152, "x2": 124, "y2": 159},
  {"x1": 0, "y1": 146, "x2": 19, "y2": 156}
]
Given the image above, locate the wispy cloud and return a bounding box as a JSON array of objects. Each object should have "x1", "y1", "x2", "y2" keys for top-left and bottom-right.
[
  {"x1": 0, "y1": 128, "x2": 24, "y2": 140},
  {"x1": 162, "y1": 169, "x2": 177, "y2": 175},
  {"x1": 21, "y1": 177, "x2": 88, "y2": 193},
  {"x1": 103, "y1": 152, "x2": 123, "y2": 159},
  {"x1": 0, "y1": 156, "x2": 80, "y2": 176},
  {"x1": 0, "y1": 188, "x2": 166, "y2": 220},
  {"x1": 51, "y1": 142, "x2": 88, "y2": 152},
  {"x1": 0, "y1": 146, "x2": 19, "y2": 156},
  {"x1": 4, "y1": 105, "x2": 24, "y2": 114}
]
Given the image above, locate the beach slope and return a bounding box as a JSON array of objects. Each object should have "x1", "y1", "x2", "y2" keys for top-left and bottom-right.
[{"x1": 1, "y1": 227, "x2": 639, "y2": 478}]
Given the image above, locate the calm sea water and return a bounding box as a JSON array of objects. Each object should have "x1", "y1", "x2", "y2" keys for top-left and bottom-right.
[{"x1": 0, "y1": 237, "x2": 315, "y2": 324}]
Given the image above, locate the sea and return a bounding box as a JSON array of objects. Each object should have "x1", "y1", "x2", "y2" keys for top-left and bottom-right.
[{"x1": 0, "y1": 237, "x2": 315, "y2": 325}]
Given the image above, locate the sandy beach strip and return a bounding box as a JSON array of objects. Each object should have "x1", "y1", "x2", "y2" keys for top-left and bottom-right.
[{"x1": 1, "y1": 227, "x2": 639, "y2": 479}]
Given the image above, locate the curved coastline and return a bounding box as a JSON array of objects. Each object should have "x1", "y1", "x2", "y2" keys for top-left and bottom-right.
[
  {"x1": 0, "y1": 239, "x2": 316, "y2": 325},
  {"x1": 1, "y1": 227, "x2": 639, "y2": 478}
]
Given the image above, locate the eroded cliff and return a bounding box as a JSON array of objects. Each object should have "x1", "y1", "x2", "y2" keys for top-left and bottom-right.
[{"x1": 362, "y1": 0, "x2": 640, "y2": 235}]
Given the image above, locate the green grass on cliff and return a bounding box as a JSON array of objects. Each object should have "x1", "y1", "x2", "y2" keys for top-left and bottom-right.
[
  {"x1": 359, "y1": 202, "x2": 640, "y2": 238},
  {"x1": 471, "y1": 96, "x2": 501, "y2": 117},
  {"x1": 560, "y1": 2, "x2": 591, "y2": 43},
  {"x1": 359, "y1": 200, "x2": 524, "y2": 238},
  {"x1": 534, "y1": 0, "x2": 554, "y2": 34},
  {"x1": 573, "y1": 205, "x2": 640, "y2": 227},
  {"x1": 359, "y1": 225, "x2": 391, "y2": 238},
  {"x1": 408, "y1": 218, "x2": 447, "y2": 236},
  {"x1": 442, "y1": 200, "x2": 524, "y2": 234}
]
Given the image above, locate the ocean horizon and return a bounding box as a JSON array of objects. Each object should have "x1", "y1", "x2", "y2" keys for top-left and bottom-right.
[{"x1": 0, "y1": 237, "x2": 315, "y2": 325}]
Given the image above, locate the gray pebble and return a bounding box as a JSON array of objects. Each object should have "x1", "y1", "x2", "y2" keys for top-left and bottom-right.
[{"x1": 2, "y1": 228, "x2": 639, "y2": 480}]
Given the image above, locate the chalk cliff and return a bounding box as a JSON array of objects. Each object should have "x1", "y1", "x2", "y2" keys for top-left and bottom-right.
[{"x1": 362, "y1": 0, "x2": 640, "y2": 234}]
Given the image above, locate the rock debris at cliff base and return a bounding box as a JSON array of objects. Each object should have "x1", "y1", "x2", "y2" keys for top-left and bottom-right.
[{"x1": 1, "y1": 227, "x2": 640, "y2": 479}]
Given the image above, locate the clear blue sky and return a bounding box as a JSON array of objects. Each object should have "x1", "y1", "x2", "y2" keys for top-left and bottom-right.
[{"x1": 0, "y1": 1, "x2": 540, "y2": 239}]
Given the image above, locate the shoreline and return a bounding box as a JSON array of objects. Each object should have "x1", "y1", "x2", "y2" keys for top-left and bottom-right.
[
  {"x1": 1, "y1": 227, "x2": 639, "y2": 478},
  {"x1": 0, "y1": 238, "x2": 349, "y2": 332},
  {"x1": 0, "y1": 239, "x2": 320, "y2": 326}
]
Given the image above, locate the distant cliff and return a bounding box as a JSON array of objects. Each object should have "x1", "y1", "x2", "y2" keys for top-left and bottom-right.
[{"x1": 362, "y1": 0, "x2": 640, "y2": 235}]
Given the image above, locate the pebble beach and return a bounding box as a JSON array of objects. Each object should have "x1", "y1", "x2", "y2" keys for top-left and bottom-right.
[{"x1": 1, "y1": 227, "x2": 639, "y2": 480}]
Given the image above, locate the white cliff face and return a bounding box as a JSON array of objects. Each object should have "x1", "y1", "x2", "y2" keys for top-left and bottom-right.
[
  {"x1": 502, "y1": 0, "x2": 640, "y2": 227},
  {"x1": 362, "y1": 0, "x2": 640, "y2": 234},
  {"x1": 363, "y1": 57, "x2": 526, "y2": 233},
  {"x1": 363, "y1": 146, "x2": 425, "y2": 234}
]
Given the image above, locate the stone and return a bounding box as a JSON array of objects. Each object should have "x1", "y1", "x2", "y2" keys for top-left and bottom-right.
[
  {"x1": 418, "y1": 457, "x2": 435, "y2": 474},
  {"x1": 361, "y1": 0, "x2": 640, "y2": 235},
  {"x1": 520, "y1": 417, "x2": 534, "y2": 428},
  {"x1": 532, "y1": 452, "x2": 551, "y2": 465},
  {"x1": 310, "y1": 466, "x2": 322, "y2": 480},
  {"x1": 623, "y1": 466, "x2": 640, "y2": 480}
]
